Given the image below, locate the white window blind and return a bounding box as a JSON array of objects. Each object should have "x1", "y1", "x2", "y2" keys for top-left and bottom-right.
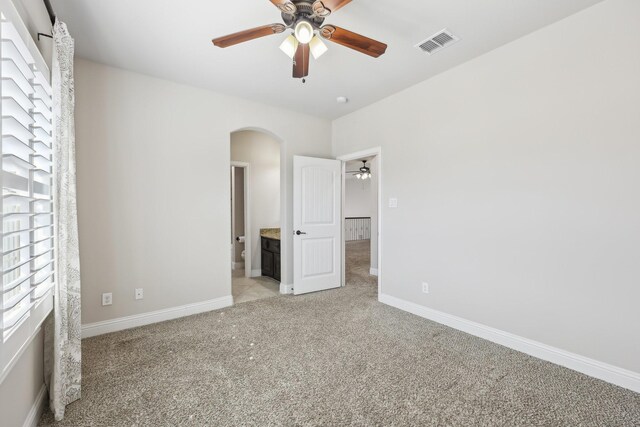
[{"x1": 0, "y1": 1, "x2": 54, "y2": 381}]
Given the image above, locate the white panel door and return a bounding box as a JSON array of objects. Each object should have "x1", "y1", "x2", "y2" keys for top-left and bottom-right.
[{"x1": 293, "y1": 156, "x2": 342, "y2": 295}]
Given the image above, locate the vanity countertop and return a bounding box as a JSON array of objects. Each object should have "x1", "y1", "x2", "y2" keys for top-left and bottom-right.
[{"x1": 260, "y1": 228, "x2": 281, "y2": 241}]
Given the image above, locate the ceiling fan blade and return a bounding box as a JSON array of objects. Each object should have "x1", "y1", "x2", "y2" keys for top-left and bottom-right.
[
  {"x1": 269, "y1": 0, "x2": 297, "y2": 14},
  {"x1": 318, "y1": 0, "x2": 352, "y2": 14},
  {"x1": 320, "y1": 25, "x2": 387, "y2": 58},
  {"x1": 293, "y1": 43, "x2": 310, "y2": 78},
  {"x1": 212, "y1": 24, "x2": 285, "y2": 48}
]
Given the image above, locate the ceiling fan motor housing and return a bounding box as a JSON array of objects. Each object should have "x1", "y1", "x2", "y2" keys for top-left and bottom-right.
[{"x1": 282, "y1": 1, "x2": 327, "y2": 28}]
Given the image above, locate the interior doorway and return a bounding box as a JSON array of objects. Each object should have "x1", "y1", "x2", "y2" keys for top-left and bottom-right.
[
  {"x1": 230, "y1": 130, "x2": 283, "y2": 304},
  {"x1": 230, "y1": 162, "x2": 250, "y2": 277},
  {"x1": 339, "y1": 149, "x2": 382, "y2": 295}
]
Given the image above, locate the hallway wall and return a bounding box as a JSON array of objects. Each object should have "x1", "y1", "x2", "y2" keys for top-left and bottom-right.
[{"x1": 345, "y1": 177, "x2": 372, "y2": 218}]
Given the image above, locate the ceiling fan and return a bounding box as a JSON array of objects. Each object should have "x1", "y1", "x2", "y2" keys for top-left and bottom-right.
[
  {"x1": 347, "y1": 160, "x2": 372, "y2": 180},
  {"x1": 212, "y1": 0, "x2": 388, "y2": 80}
]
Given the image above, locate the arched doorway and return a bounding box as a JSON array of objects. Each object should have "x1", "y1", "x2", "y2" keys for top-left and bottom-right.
[{"x1": 230, "y1": 129, "x2": 285, "y2": 304}]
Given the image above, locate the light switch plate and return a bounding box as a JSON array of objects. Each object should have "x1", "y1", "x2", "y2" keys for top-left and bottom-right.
[
  {"x1": 135, "y1": 288, "x2": 144, "y2": 300},
  {"x1": 389, "y1": 198, "x2": 398, "y2": 208}
]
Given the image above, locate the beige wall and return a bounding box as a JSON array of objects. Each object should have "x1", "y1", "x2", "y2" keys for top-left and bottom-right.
[
  {"x1": 231, "y1": 131, "x2": 281, "y2": 273},
  {"x1": 0, "y1": 331, "x2": 44, "y2": 427},
  {"x1": 75, "y1": 59, "x2": 332, "y2": 325},
  {"x1": 333, "y1": 0, "x2": 640, "y2": 373}
]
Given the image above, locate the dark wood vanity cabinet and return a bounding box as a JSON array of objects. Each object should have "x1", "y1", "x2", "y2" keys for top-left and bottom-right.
[{"x1": 261, "y1": 237, "x2": 281, "y2": 282}]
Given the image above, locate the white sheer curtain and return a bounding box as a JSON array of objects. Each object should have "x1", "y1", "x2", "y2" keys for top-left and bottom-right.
[{"x1": 44, "y1": 20, "x2": 82, "y2": 421}]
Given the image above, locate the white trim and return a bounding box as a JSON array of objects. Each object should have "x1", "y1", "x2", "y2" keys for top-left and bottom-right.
[
  {"x1": 23, "y1": 384, "x2": 47, "y2": 427},
  {"x1": 280, "y1": 283, "x2": 294, "y2": 294},
  {"x1": 379, "y1": 293, "x2": 640, "y2": 393},
  {"x1": 369, "y1": 268, "x2": 379, "y2": 276},
  {"x1": 0, "y1": 0, "x2": 50, "y2": 80},
  {"x1": 231, "y1": 167, "x2": 236, "y2": 272},
  {"x1": 81, "y1": 296, "x2": 233, "y2": 339},
  {"x1": 231, "y1": 161, "x2": 251, "y2": 279},
  {"x1": 251, "y1": 269, "x2": 262, "y2": 278},
  {"x1": 338, "y1": 147, "x2": 382, "y2": 295}
]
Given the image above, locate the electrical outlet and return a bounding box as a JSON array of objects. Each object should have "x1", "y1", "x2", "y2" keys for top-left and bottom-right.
[
  {"x1": 102, "y1": 293, "x2": 113, "y2": 306},
  {"x1": 389, "y1": 198, "x2": 398, "y2": 208},
  {"x1": 422, "y1": 282, "x2": 430, "y2": 294},
  {"x1": 135, "y1": 288, "x2": 144, "y2": 300}
]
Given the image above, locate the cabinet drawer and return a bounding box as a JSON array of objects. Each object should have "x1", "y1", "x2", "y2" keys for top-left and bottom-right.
[{"x1": 261, "y1": 237, "x2": 280, "y2": 253}]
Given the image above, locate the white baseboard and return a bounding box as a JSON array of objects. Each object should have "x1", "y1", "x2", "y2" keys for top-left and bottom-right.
[
  {"x1": 232, "y1": 262, "x2": 245, "y2": 271},
  {"x1": 280, "y1": 283, "x2": 294, "y2": 294},
  {"x1": 82, "y1": 296, "x2": 233, "y2": 339},
  {"x1": 23, "y1": 384, "x2": 47, "y2": 427},
  {"x1": 370, "y1": 268, "x2": 379, "y2": 276},
  {"x1": 251, "y1": 269, "x2": 262, "y2": 278},
  {"x1": 379, "y1": 293, "x2": 640, "y2": 393}
]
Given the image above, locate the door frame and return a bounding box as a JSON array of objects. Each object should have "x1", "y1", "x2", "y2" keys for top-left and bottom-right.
[
  {"x1": 337, "y1": 147, "x2": 382, "y2": 296},
  {"x1": 231, "y1": 161, "x2": 251, "y2": 278}
]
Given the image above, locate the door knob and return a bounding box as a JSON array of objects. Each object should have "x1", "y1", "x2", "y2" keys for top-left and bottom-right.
[{"x1": 295, "y1": 230, "x2": 307, "y2": 236}]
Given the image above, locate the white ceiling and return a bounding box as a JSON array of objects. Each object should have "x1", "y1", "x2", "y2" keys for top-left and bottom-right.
[{"x1": 51, "y1": 0, "x2": 602, "y2": 119}]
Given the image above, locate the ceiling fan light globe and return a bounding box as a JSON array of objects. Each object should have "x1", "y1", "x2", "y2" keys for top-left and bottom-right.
[
  {"x1": 294, "y1": 21, "x2": 314, "y2": 44},
  {"x1": 309, "y1": 36, "x2": 328, "y2": 59},
  {"x1": 356, "y1": 174, "x2": 362, "y2": 179},
  {"x1": 279, "y1": 35, "x2": 299, "y2": 59}
]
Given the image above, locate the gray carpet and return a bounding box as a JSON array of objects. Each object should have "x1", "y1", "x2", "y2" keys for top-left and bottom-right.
[{"x1": 40, "y1": 240, "x2": 640, "y2": 426}]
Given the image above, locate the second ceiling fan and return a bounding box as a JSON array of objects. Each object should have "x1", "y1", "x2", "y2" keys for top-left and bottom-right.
[{"x1": 212, "y1": 0, "x2": 388, "y2": 79}]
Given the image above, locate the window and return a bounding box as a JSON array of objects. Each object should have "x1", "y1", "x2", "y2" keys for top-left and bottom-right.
[{"x1": 0, "y1": 2, "x2": 54, "y2": 381}]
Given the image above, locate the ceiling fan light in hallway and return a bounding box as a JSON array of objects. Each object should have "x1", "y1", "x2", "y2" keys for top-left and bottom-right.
[{"x1": 350, "y1": 160, "x2": 372, "y2": 179}]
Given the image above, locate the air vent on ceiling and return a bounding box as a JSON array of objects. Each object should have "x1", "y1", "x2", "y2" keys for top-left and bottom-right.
[{"x1": 416, "y1": 29, "x2": 459, "y2": 55}]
